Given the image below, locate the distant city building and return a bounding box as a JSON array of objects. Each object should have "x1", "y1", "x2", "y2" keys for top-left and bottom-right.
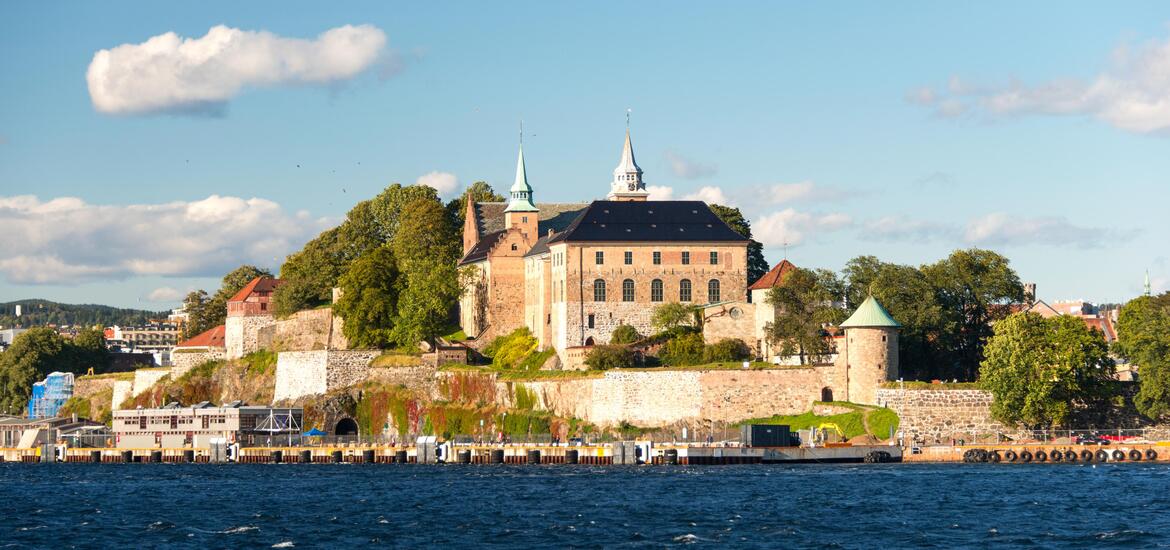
[
  {"x1": 0, "y1": 415, "x2": 109, "y2": 448},
  {"x1": 0, "y1": 327, "x2": 29, "y2": 351},
  {"x1": 105, "y1": 323, "x2": 181, "y2": 365},
  {"x1": 113, "y1": 404, "x2": 303, "y2": 448}
]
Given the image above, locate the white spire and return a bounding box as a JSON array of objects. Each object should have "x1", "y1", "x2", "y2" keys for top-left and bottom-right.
[
  {"x1": 505, "y1": 140, "x2": 537, "y2": 213},
  {"x1": 607, "y1": 112, "x2": 648, "y2": 200}
]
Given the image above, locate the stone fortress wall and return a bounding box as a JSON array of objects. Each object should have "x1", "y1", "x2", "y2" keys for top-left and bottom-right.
[
  {"x1": 875, "y1": 388, "x2": 1003, "y2": 444},
  {"x1": 273, "y1": 350, "x2": 380, "y2": 402},
  {"x1": 225, "y1": 315, "x2": 276, "y2": 359}
]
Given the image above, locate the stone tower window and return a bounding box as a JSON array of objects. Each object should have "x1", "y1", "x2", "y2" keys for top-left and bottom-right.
[
  {"x1": 882, "y1": 335, "x2": 887, "y2": 342},
  {"x1": 593, "y1": 279, "x2": 606, "y2": 302},
  {"x1": 707, "y1": 279, "x2": 720, "y2": 303},
  {"x1": 624, "y1": 251, "x2": 632, "y2": 265},
  {"x1": 709, "y1": 251, "x2": 718, "y2": 265},
  {"x1": 587, "y1": 315, "x2": 595, "y2": 329},
  {"x1": 653, "y1": 251, "x2": 661, "y2": 265},
  {"x1": 595, "y1": 251, "x2": 604, "y2": 265},
  {"x1": 681, "y1": 251, "x2": 691, "y2": 265},
  {"x1": 679, "y1": 279, "x2": 692, "y2": 302},
  {"x1": 651, "y1": 279, "x2": 663, "y2": 302},
  {"x1": 511, "y1": 243, "x2": 518, "y2": 251},
  {"x1": 622, "y1": 279, "x2": 635, "y2": 302}
]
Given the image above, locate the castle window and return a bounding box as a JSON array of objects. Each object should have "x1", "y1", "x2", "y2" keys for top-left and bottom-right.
[
  {"x1": 882, "y1": 334, "x2": 887, "y2": 342},
  {"x1": 651, "y1": 279, "x2": 663, "y2": 302},
  {"x1": 624, "y1": 251, "x2": 632, "y2": 265},
  {"x1": 511, "y1": 243, "x2": 518, "y2": 251},
  {"x1": 679, "y1": 279, "x2": 692, "y2": 302},
  {"x1": 596, "y1": 251, "x2": 604, "y2": 265},
  {"x1": 593, "y1": 279, "x2": 606, "y2": 302},
  {"x1": 522, "y1": 216, "x2": 528, "y2": 223},
  {"x1": 587, "y1": 315, "x2": 595, "y2": 329},
  {"x1": 653, "y1": 251, "x2": 661, "y2": 265},
  {"x1": 622, "y1": 279, "x2": 635, "y2": 302},
  {"x1": 708, "y1": 279, "x2": 720, "y2": 303},
  {"x1": 710, "y1": 251, "x2": 719, "y2": 265},
  {"x1": 681, "y1": 251, "x2": 690, "y2": 265}
]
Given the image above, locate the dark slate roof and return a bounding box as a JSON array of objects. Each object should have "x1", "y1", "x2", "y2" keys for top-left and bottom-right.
[
  {"x1": 523, "y1": 233, "x2": 554, "y2": 258},
  {"x1": 549, "y1": 201, "x2": 749, "y2": 243},
  {"x1": 458, "y1": 231, "x2": 506, "y2": 266},
  {"x1": 473, "y1": 202, "x2": 587, "y2": 235}
]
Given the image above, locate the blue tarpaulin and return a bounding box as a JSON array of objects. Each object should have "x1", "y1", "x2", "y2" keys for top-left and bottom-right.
[{"x1": 303, "y1": 428, "x2": 326, "y2": 436}]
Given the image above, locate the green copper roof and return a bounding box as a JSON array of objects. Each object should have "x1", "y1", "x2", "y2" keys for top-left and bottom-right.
[
  {"x1": 505, "y1": 144, "x2": 538, "y2": 213},
  {"x1": 839, "y1": 296, "x2": 901, "y2": 328}
]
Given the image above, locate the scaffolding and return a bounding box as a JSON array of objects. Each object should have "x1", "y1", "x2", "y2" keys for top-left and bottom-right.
[{"x1": 27, "y1": 372, "x2": 74, "y2": 419}]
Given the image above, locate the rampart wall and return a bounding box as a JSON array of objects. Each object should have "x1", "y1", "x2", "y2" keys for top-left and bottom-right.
[
  {"x1": 875, "y1": 388, "x2": 1003, "y2": 444},
  {"x1": 273, "y1": 350, "x2": 380, "y2": 402}
]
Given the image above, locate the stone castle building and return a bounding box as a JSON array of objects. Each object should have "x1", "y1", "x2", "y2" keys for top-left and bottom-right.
[
  {"x1": 224, "y1": 276, "x2": 281, "y2": 359},
  {"x1": 459, "y1": 129, "x2": 750, "y2": 358}
]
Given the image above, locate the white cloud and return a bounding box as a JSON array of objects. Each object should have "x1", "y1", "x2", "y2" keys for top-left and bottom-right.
[
  {"x1": 86, "y1": 24, "x2": 389, "y2": 115},
  {"x1": 147, "y1": 287, "x2": 185, "y2": 302},
  {"x1": 911, "y1": 32, "x2": 1170, "y2": 134},
  {"x1": 682, "y1": 186, "x2": 730, "y2": 205},
  {"x1": 663, "y1": 150, "x2": 717, "y2": 179},
  {"x1": 861, "y1": 216, "x2": 957, "y2": 243},
  {"x1": 963, "y1": 213, "x2": 1115, "y2": 248},
  {"x1": 0, "y1": 195, "x2": 328, "y2": 284},
  {"x1": 646, "y1": 185, "x2": 674, "y2": 200},
  {"x1": 414, "y1": 171, "x2": 458, "y2": 196},
  {"x1": 754, "y1": 208, "x2": 852, "y2": 247}
]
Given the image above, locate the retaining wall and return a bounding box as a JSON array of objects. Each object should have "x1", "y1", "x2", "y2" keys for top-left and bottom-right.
[
  {"x1": 875, "y1": 388, "x2": 1004, "y2": 444},
  {"x1": 273, "y1": 350, "x2": 380, "y2": 401}
]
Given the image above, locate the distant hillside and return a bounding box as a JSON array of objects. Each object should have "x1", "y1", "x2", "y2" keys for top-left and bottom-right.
[{"x1": 0, "y1": 300, "x2": 168, "y2": 329}]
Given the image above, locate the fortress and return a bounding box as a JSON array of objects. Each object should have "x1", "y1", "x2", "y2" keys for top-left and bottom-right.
[{"x1": 147, "y1": 126, "x2": 906, "y2": 430}]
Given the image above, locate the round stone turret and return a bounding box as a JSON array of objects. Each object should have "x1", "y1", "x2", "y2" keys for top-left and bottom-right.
[{"x1": 839, "y1": 296, "x2": 900, "y2": 406}]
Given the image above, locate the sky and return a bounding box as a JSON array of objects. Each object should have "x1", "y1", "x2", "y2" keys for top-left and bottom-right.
[{"x1": 1, "y1": 1, "x2": 1169, "y2": 310}]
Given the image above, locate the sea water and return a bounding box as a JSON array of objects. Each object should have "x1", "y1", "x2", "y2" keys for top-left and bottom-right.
[{"x1": 2, "y1": 462, "x2": 1168, "y2": 548}]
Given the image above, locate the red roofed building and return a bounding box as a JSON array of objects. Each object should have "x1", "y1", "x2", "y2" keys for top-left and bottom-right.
[
  {"x1": 177, "y1": 325, "x2": 227, "y2": 349},
  {"x1": 172, "y1": 324, "x2": 227, "y2": 373},
  {"x1": 225, "y1": 276, "x2": 282, "y2": 359}
]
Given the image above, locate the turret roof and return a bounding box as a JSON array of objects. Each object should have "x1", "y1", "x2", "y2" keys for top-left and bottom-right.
[{"x1": 839, "y1": 296, "x2": 902, "y2": 328}]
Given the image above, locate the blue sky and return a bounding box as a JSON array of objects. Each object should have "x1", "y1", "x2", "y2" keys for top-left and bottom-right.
[{"x1": 1, "y1": 1, "x2": 1168, "y2": 310}]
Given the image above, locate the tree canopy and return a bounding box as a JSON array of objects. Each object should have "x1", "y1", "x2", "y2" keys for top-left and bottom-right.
[
  {"x1": 0, "y1": 327, "x2": 115, "y2": 414},
  {"x1": 1115, "y1": 293, "x2": 1170, "y2": 420},
  {"x1": 334, "y1": 246, "x2": 400, "y2": 348},
  {"x1": 979, "y1": 312, "x2": 1114, "y2": 428},
  {"x1": 390, "y1": 197, "x2": 462, "y2": 346},
  {"x1": 765, "y1": 267, "x2": 845, "y2": 365}
]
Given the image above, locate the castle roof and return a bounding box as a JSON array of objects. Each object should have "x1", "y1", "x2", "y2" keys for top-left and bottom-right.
[
  {"x1": 471, "y1": 202, "x2": 587, "y2": 235},
  {"x1": 459, "y1": 231, "x2": 507, "y2": 265},
  {"x1": 548, "y1": 200, "x2": 748, "y2": 243},
  {"x1": 227, "y1": 276, "x2": 281, "y2": 303},
  {"x1": 523, "y1": 233, "x2": 555, "y2": 258},
  {"x1": 839, "y1": 296, "x2": 902, "y2": 329},
  {"x1": 748, "y1": 259, "x2": 797, "y2": 291},
  {"x1": 176, "y1": 324, "x2": 226, "y2": 349}
]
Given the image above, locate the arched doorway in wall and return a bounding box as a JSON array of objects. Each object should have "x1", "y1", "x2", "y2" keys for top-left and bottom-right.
[
  {"x1": 334, "y1": 417, "x2": 359, "y2": 436},
  {"x1": 584, "y1": 337, "x2": 595, "y2": 346},
  {"x1": 821, "y1": 387, "x2": 834, "y2": 402}
]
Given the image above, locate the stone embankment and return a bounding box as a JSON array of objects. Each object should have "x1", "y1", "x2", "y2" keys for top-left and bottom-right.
[{"x1": 875, "y1": 388, "x2": 1003, "y2": 444}]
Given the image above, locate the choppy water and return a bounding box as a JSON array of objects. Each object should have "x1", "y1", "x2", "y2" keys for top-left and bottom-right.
[{"x1": 2, "y1": 462, "x2": 1170, "y2": 548}]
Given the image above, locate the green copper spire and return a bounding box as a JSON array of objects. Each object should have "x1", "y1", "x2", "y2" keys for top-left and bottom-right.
[
  {"x1": 505, "y1": 143, "x2": 537, "y2": 213},
  {"x1": 839, "y1": 296, "x2": 902, "y2": 328}
]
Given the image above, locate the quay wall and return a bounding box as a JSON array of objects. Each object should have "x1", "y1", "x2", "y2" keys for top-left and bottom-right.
[{"x1": 875, "y1": 388, "x2": 1003, "y2": 444}]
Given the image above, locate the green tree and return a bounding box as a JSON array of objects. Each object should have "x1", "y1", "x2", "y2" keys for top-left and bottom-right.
[
  {"x1": 764, "y1": 267, "x2": 845, "y2": 364},
  {"x1": 922, "y1": 249, "x2": 1024, "y2": 381},
  {"x1": 0, "y1": 328, "x2": 69, "y2": 413},
  {"x1": 334, "y1": 247, "x2": 401, "y2": 348},
  {"x1": 650, "y1": 303, "x2": 699, "y2": 333},
  {"x1": 980, "y1": 312, "x2": 1114, "y2": 428},
  {"x1": 71, "y1": 327, "x2": 111, "y2": 374},
  {"x1": 391, "y1": 197, "x2": 462, "y2": 346},
  {"x1": 610, "y1": 324, "x2": 642, "y2": 345},
  {"x1": 584, "y1": 345, "x2": 637, "y2": 370},
  {"x1": 709, "y1": 204, "x2": 769, "y2": 285},
  {"x1": 1115, "y1": 293, "x2": 1170, "y2": 420}
]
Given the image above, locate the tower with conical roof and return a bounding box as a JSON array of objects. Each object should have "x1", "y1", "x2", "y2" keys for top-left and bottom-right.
[
  {"x1": 504, "y1": 141, "x2": 539, "y2": 239},
  {"x1": 607, "y1": 116, "x2": 649, "y2": 201},
  {"x1": 838, "y1": 296, "x2": 901, "y2": 405}
]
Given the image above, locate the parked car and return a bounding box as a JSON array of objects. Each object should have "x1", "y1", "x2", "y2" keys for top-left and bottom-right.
[{"x1": 1075, "y1": 433, "x2": 1110, "y2": 445}]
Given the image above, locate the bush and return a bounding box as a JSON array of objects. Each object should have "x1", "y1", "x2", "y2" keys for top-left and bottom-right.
[
  {"x1": 483, "y1": 328, "x2": 538, "y2": 369},
  {"x1": 659, "y1": 332, "x2": 705, "y2": 366},
  {"x1": 610, "y1": 324, "x2": 641, "y2": 345},
  {"x1": 704, "y1": 338, "x2": 751, "y2": 362},
  {"x1": 584, "y1": 345, "x2": 637, "y2": 370},
  {"x1": 651, "y1": 303, "x2": 698, "y2": 332}
]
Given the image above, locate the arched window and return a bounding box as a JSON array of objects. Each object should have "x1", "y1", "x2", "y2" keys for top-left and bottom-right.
[
  {"x1": 593, "y1": 279, "x2": 606, "y2": 302},
  {"x1": 707, "y1": 279, "x2": 720, "y2": 303},
  {"x1": 651, "y1": 279, "x2": 663, "y2": 302},
  {"x1": 679, "y1": 279, "x2": 692, "y2": 302},
  {"x1": 622, "y1": 279, "x2": 635, "y2": 302},
  {"x1": 821, "y1": 387, "x2": 834, "y2": 402}
]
